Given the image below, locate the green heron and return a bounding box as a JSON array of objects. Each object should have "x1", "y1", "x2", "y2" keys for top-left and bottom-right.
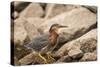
[{"x1": 25, "y1": 24, "x2": 68, "y2": 63}]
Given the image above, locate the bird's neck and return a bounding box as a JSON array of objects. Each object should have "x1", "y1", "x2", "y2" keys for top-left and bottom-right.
[{"x1": 49, "y1": 31, "x2": 58, "y2": 46}]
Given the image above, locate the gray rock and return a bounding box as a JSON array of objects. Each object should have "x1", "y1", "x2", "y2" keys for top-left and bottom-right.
[
  {"x1": 38, "y1": 7, "x2": 97, "y2": 53},
  {"x1": 14, "y1": 17, "x2": 27, "y2": 45},
  {"x1": 20, "y1": 3, "x2": 44, "y2": 18},
  {"x1": 80, "y1": 38, "x2": 97, "y2": 53},
  {"x1": 14, "y1": 17, "x2": 45, "y2": 45},
  {"x1": 45, "y1": 4, "x2": 80, "y2": 19},
  {"x1": 23, "y1": 18, "x2": 40, "y2": 40},
  {"x1": 40, "y1": 7, "x2": 96, "y2": 41},
  {"x1": 26, "y1": 17, "x2": 44, "y2": 28},
  {"x1": 57, "y1": 55, "x2": 72, "y2": 62},
  {"x1": 80, "y1": 51, "x2": 97, "y2": 61},
  {"x1": 55, "y1": 29, "x2": 97, "y2": 57},
  {"x1": 68, "y1": 49, "x2": 83, "y2": 59},
  {"x1": 18, "y1": 52, "x2": 37, "y2": 65},
  {"x1": 79, "y1": 29, "x2": 97, "y2": 53}
]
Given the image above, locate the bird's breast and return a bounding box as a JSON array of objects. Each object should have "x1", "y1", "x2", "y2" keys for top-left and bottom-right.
[{"x1": 49, "y1": 32, "x2": 58, "y2": 46}]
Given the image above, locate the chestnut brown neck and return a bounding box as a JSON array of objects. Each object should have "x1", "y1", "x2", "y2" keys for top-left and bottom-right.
[{"x1": 49, "y1": 30, "x2": 58, "y2": 46}]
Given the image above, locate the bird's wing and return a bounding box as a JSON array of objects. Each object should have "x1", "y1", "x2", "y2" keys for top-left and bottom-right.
[{"x1": 24, "y1": 34, "x2": 49, "y2": 52}]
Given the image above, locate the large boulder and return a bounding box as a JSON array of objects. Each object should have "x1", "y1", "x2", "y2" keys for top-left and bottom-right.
[
  {"x1": 14, "y1": 17, "x2": 43, "y2": 45},
  {"x1": 55, "y1": 29, "x2": 97, "y2": 57},
  {"x1": 80, "y1": 37, "x2": 97, "y2": 53},
  {"x1": 40, "y1": 7, "x2": 96, "y2": 32},
  {"x1": 39, "y1": 7, "x2": 96, "y2": 45},
  {"x1": 20, "y1": 3, "x2": 44, "y2": 18}
]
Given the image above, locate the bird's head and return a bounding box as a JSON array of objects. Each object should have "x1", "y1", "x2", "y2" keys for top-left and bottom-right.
[{"x1": 49, "y1": 24, "x2": 68, "y2": 34}]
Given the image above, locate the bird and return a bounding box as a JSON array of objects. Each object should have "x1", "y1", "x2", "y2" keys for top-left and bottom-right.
[{"x1": 24, "y1": 24, "x2": 68, "y2": 63}]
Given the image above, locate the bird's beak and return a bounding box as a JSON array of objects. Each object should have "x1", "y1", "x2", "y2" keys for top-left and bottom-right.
[
  {"x1": 59, "y1": 25, "x2": 68, "y2": 28},
  {"x1": 57, "y1": 25, "x2": 68, "y2": 34}
]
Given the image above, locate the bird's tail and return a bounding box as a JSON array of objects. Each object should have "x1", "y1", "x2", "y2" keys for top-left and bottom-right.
[{"x1": 24, "y1": 42, "x2": 32, "y2": 50}]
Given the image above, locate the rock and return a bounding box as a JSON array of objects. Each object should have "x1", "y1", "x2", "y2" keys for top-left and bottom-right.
[
  {"x1": 24, "y1": 18, "x2": 41, "y2": 40},
  {"x1": 57, "y1": 55, "x2": 72, "y2": 62},
  {"x1": 79, "y1": 29, "x2": 97, "y2": 53},
  {"x1": 26, "y1": 17, "x2": 44, "y2": 28},
  {"x1": 44, "y1": 3, "x2": 55, "y2": 20},
  {"x1": 56, "y1": 49, "x2": 83, "y2": 63},
  {"x1": 45, "y1": 4, "x2": 80, "y2": 19},
  {"x1": 18, "y1": 52, "x2": 36, "y2": 65},
  {"x1": 14, "y1": 44, "x2": 32, "y2": 60},
  {"x1": 55, "y1": 29, "x2": 97, "y2": 57},
  {"x1": 20, "y1": 3, "x2": 44, "y2": 18},
  {"x1": 80, "y1": 51, "x2": 97, "y2": 61},
  {"x1": 80, "y1": 38, "x2": 96, "y2": 53},
  {"x1": 54, "y1": 40, "x2": 81, "y2": 57},
  {"x1": 39, "y1": 7, "x2": 96, "y2": 44},
  {"x1": 40, "y1": 7, "x2": 96, "y2": 31},
  {"x1": 19, "y1": 51, "x2": 51, "y2": 65},
  {"x1": 68, "y1": 49, "x2": 83, "y2": 59},
  {"x1": 14, "y1": 17, "x2": 27, "y2": 45}
]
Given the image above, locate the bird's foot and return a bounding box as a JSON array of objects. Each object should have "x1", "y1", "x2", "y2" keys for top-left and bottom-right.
[
  {"x1": 47, "y1": 52, "x2": 55, "y2": 61},
  {"x1": 38, "y1": 53, "x2": 48, "y2": 64}
]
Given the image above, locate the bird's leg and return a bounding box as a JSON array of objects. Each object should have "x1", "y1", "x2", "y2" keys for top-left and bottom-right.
[
  {"x1": 46, "y1": 43, "x2": 57, "y2": 60},
  {"x1": 38, "y1": 53, "x2": 47, "y2": 64},
  {"x1": 47, "y1": 52, "x2": 55, "y2": 61}
]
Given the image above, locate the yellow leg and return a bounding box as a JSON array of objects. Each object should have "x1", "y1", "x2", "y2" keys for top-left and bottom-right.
[
  {"x1": 38, "y1": 53, "x2": 47, "y2": 64},
  {"x1": 47, "y1": 52, "x2": 55, "y2": 61}
]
